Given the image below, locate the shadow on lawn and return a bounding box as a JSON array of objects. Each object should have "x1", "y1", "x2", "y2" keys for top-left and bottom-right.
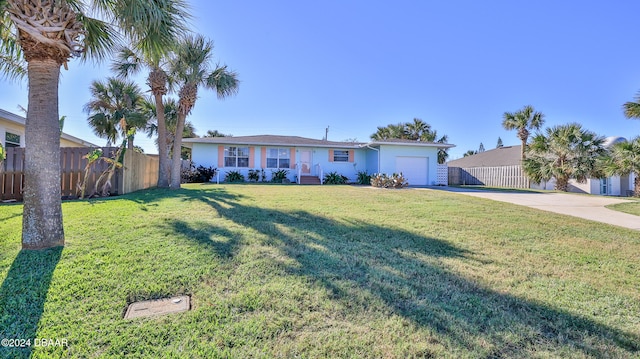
[
  {"x1": 169, "y1": 188, "x2": 639, "y2": 357},
  {"x1": 0, "y1": 247, "x2": 62, "y2": 359}
]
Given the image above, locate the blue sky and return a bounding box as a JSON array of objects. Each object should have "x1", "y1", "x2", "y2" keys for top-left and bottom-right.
[{"x1": 2, "y1": 0, "x2": 640, "y2": 159}]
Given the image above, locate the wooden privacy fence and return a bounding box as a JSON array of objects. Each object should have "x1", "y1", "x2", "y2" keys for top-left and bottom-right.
[
  {"x1": 1, "y1": 147, "x2": 158, "y2": 201},
  {"x1": 448, "y1": 165, "x2": 530, "y2": 188}
]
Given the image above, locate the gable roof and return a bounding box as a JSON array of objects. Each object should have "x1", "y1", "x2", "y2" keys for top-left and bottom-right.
[
  {"x1": 0, "y1": 108, "x2": 98, "y2": 147},
  {"x1": 447, "y1": 145, "x2": 521, "y2": 167},
  {"x1": 183, "y1": 134, "x2": 455, "y2": 149}
]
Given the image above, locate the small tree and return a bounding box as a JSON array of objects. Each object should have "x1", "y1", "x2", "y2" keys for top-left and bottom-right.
[
  {"x1": 463, "y1": 150, "x2": 477, "y2": 157},
  {"x1": 496, "y1": 137, "x2": 503, "y2": 148},
  {"x1": 502, "y1": 105, "x2": 545, "y2": 160},
  {"x1": 603, "y1": 137, "x2": 640, "y2": 197},
  {"x1": 76, "y1": 148, "x2": 103, "y2": 199},
  {"x1": 523, "y1": 123, "x2": 606, "y2": 192}
]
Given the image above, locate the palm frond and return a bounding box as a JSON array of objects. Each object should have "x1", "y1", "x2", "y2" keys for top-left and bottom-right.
[
  {"x1": 78, "y1": 14, "x2": 119, "y2": 62},
  {"x1": 623, "y1": 97, "x2": 640, "y2": 120},
  {"x1": 207, "y1": 65, "x2": 239, "y2": 99},
  {"x1": 0, "y1": 11, "x2": 26, "y2": 81}
]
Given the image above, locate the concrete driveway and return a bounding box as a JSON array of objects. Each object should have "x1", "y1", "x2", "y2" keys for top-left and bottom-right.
[{"x1": 424, "y1": 187, "x2": 640, "y2": 231}]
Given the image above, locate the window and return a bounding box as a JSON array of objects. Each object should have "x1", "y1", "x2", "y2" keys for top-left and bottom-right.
[
  {"x1": 224, "y1": 146, "x2": 249, "y2": 167},
  {"x1": 333, "y1": 150, "x2": 349, "y2": 162},
  {"x1": 5, "y1": 132, "x2": 20, "y2": 148},
  {"x1": 266, "y1": 148, "x2": 290, "y2": 168}
]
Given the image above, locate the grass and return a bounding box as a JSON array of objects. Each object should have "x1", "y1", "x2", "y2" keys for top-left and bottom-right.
[
  {"x1": 607, "y1": 199, "x2": 640, "y2": 216},
  {"x1": 1, "y1": 184, "x2": 639, "y2": 358}
]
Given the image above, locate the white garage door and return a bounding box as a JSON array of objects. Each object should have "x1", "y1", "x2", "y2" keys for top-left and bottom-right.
[{"x1": 395, "y1": 157, "x2": 428, "y2": 186}]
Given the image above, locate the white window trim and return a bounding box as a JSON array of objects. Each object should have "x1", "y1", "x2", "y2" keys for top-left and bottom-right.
[
  {"x1": 266, "y1": 147, "x2": 290, "y2": 169},
  {"x1": 224, "y1": 146, "x2": 250, "y2": 168}
]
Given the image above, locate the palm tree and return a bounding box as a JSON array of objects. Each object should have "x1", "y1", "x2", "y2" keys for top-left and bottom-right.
[
  {"x1": 142, "y1": 97, "x2": 197, "y2": 159},
  {"x1": 1, "y1": 0, "x2": 190, "y2": 249},
  {"x1": 371, "y1": 123, "x2": 406, "y2": 141},
  {"x1": 204, "y1": 129, "x2": 229, "y2": 137},
  {"x1": 405, "y1": 118, "x2": 432, "y2": 140},
  {"x1": 603, "y1": 137, "x2": 640, "y2": 197},
  {"x1": 111, "y1": 45, "x2": 177, "y2": 188},
  {"x1": 84, "y1": 77, "x2": 146, "y2": 149},
  {"x1": 169, "y1": 34, "x2": 239, "y2": 189},
  {"x1": 502, "y1": 105, "x2": 545, "y2": 160},
  {"x1": 370, "y1": 119, "x2": 450, "y2": 163},
  {"x1": 623, "y1": 92, "x2": 640, "y2": 124},
  {"x1": 523, "y1": 123, "x2": 606, "y2": 192}
]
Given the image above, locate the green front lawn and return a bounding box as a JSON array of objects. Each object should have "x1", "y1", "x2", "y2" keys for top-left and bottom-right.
[
  {"x1": 1, "y1": 185, "x2": 639, "y2": 358},
  {"x1": 607, "y1": 200, "x2": 640, "y2": 216}
]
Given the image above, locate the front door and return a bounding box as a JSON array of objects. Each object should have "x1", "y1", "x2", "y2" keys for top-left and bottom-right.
[
  {"x1": 600, "y1": 177, "x2": 610, "y2": 195},
  {"x1": 300, "y1": 150, "x2": 312, "y2": 175}
]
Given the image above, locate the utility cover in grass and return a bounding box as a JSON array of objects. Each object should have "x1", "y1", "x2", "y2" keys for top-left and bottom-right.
[{"x1": 124, "y1": 295, "x2": 190, "y2": 319}]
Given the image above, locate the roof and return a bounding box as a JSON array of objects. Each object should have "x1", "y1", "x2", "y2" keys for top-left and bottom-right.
[
  {"x1": 447, "y1": 145, "x2": 521, "y2": 167},
  {"x1": 365, "y1": 138, "x2": 455, "y2": 148},
  {"x1": 0, "y1": 108, "x2": 98, "y2": 147},
  {"x1": 183, "y1": 134, "x2": 455, "y2": 149},
  {"x1": 183, "y1": 135, "x2": 362, "y2": 148}
]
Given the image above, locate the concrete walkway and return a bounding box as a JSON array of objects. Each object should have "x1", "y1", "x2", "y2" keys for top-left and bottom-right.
[{"x1": 423, "y1": 187, "x2": 640, "y2": 231}]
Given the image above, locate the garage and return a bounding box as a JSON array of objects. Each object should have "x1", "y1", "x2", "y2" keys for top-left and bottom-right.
[{"x1": 395, "y1": 156, "x2": 428, "y2": 186}]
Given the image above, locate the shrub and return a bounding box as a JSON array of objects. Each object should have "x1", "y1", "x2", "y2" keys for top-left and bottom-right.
[
  {"x1": 182, "y1": 165, "x2": 217, "y2": 183},
  {"x1": 356, "y1": 171, "x2": 371, "y2": 185},
  {"x1": 271, "y1": 169, "x2": 289, "y2": 183},
  {"x1": 370, "y1": 173, "x2": 408, "y2": 188},
  {"x1": 193, "y1": 166, "x2": 217, "y2": 183},
  {"x1": 181, "y1": 162, "x2": 196, "y2": 183},
  {"x1": 224, "y1": 170, "x2": 245, "y2": 183},
  {"x1": 324, "y1": 171, "x2": 348, "y2": 185},
  {"x1": 248, "y1": 169, "x2": 261, "y2": 182}
]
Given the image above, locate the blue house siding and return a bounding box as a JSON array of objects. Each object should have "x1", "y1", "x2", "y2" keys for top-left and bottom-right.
[
  {"x1": 377, "y1": 145, "x2": 440, "y2": 185},
  {"x1": 191, "y1": 143, "x2": 365, "y2": 183},
  {"x1": 185, "y1": 136, "x2": 453, "y2": 185}
]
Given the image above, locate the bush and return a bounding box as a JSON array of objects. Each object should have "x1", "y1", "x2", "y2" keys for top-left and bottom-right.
[
  {"x1": 248, "y1": 169, "x2": 263, "y2": 182},
  {"x1": 182, "y1": 165, "x2": 217, "y2": 183},
  {"x1": 323, "y1": 171, "x2": 348, "y2": 185},
  {"x1": 271, "y1": 169, "x2": 289, "y2": 183},
  {"x1": 370, "y1": 173, "x2": 408, "y2": 188},
  {"x1": 193, "y1": 166, "x2": 217, "y2": 183},
  {"x1": 224, "y1": 170, "x2": 245, "y2": 183},
  {"x1": 356, "y1": 171, "x2": 371, "y2": 185},
  {"x1": 181, "y1": 163, "x2": 197, "y2": 183}
]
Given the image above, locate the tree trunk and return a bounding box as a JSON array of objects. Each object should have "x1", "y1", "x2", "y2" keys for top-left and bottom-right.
[
  {"x1": 154, "y1": 92, "x2": 170, "y2": 188},
  {"x1": 170, "y1": 112, "x2": 187, "y2": 189},
  {"x1": 22, "y1": 59, "x2": 64, "y2": 249},
  {"x1": 555, "y1": 176, "x2": 569, "y2": 192},
  {"x1": 634, "y1": 175, "x2": 640, "y2": 198}
]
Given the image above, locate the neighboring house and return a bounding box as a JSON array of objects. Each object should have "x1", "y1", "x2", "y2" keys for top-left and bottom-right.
[
  {"x1": 183, "y1": 135, "x2": 454, "y2": 186},
  {"x1": 447, "y1": 140, "x2": 636, "y2": 196},
  {"x1": 1, "y1": 108, "x2": 97, "y2": 148}
]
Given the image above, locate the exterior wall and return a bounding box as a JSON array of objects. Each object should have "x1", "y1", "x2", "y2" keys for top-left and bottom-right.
[
  {"x1": 365, "y1": 147, "x2": 379, "y2": 175},
  {"x1": 190, "y1": 143, "x2": 366, "y2": 183},
  {"x1": 566, "y1": 179, "x2": 592, "y2": 194},
  {"x1": 60, "y1": 138, "x2": 87, "y2": 147},
  {"x1": 377, "y1": 145, "x2": 440, "y2": 185},
  {"x1": 304, "y1": 147, "x2": 366, "y2": 182},
  {"x1": 1, "y1": 118, "x2": 92, "y2": 148},
  {"x1": 0, "y1": 118, "x2": 26, "y2": 147}
]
